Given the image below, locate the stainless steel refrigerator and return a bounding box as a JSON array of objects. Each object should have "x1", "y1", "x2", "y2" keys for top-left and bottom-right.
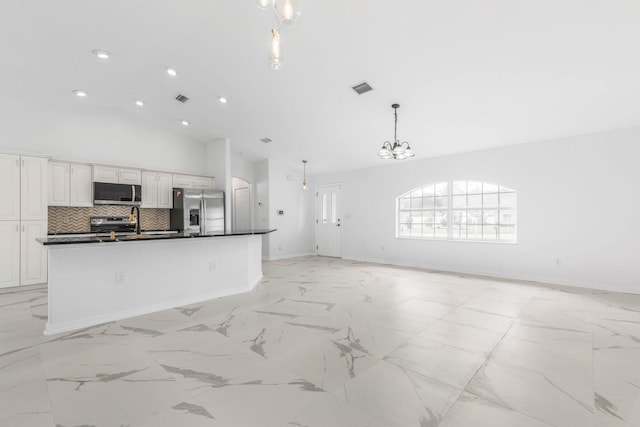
[{"x1": 170, "y1": 189, "x2": 225, "y2": 234}]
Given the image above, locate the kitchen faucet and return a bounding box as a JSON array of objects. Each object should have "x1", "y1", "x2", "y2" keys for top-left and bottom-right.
[{"x1": 130, "y1": 206, "x2": 141, "y2": 234}]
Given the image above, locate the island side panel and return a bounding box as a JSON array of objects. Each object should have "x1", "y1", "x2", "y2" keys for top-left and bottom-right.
[{"x1": 45, "y1": 235, "x2": 262, "y2": 335}]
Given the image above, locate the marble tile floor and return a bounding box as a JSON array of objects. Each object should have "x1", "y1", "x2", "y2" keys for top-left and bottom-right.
[{"x1": 1, "y1": 256, "x2": 640, "y2": 427}]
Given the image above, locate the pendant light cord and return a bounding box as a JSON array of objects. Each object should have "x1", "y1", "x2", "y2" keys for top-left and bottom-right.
[
  {"x1": 394, "y1": 107, "x2": 398, "y2": 142},
  {"x1": 273, "y1": 1, "x2": 279, "y2": 29}
]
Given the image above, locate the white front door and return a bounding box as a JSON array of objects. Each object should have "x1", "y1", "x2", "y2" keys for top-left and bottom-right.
[{"x1": 316, "y1": 184, "x2": 341, "y2": 257}]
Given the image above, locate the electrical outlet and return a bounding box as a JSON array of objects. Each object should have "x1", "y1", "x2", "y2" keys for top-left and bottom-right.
[
  {"x1": 209, "y1": 260, "x2": 216, "y2": 271},
  {"x1": 116, "y1": 272, "x2": 127, "y2": 285}
]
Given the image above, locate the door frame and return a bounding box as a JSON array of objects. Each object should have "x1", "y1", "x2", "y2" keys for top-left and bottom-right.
[
  {"x1": 231, "y1": 177, "x2": 253, "y2": 231},
  {"x1": 315, "y1": 183, "x2": 343, "y2": 257}
]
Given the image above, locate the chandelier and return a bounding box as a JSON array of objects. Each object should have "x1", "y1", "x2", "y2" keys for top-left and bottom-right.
[
  {"x1": 257, "y1": 0, "x2": 300, "y2": 70},
  {"x1": 378, "y1": 104, "x2": 415, "y2": 160}
]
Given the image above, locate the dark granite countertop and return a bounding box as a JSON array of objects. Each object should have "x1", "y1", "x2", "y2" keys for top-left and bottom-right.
[{"x1": 37, "y1": 229, "x2": 276, "y2": 245}]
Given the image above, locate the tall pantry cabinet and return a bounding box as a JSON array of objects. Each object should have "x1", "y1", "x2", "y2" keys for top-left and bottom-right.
[{"x1": 0, "y1": 154, "x2": 48, "y2": 288}]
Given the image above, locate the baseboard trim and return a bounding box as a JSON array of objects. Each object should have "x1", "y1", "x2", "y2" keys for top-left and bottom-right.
[
  {"x1": 265, "y1": 252, "x2": 315, "y2": 261},
  {"x1": 341, "y1": 255, "x2": 640, "y2": 295}
]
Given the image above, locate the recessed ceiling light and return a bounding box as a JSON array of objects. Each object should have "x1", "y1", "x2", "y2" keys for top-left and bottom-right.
[
  {"x1": 218, "y1": 96, "x2": 228, "y2": 104},
  {"x1": 91, "y1": 49, "x2": 111, "y2": 60},
  {"x1": 166, "y1": 68, "x2": 178, "y2": 77},
  {"x1": 135, "y1": 100, "x2": 145, "y2": 107},
  {"x1": 181, "y1": 120, "x2": 190, "y2": 126},
  {"x1": 72, "y1": 89, "x2": 87, "y2": 97}
]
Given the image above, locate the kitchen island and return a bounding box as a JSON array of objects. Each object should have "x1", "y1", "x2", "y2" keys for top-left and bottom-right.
[{"x1": 37, "y1": 230, "x2": 275, "y2": 335}]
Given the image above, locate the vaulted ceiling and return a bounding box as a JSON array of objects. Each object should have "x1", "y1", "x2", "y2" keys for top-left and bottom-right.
[{"x1": 3, "y1": 0, "x2": 640, "y2": 175}]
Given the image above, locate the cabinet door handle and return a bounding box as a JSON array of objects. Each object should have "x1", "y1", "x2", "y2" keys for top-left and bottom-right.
[
  {"x1": 22, "y1": 160, "x2": 24, "y2": 166},
  {"x1": 22, "y1": 225, "x2": 24, "y2": 232},
  {"x1": 15, "y1": 159, "x2": 19, "y2": 167},
  {"x1": 16, "y1": 225, "x2": 19, "y2": 232}
]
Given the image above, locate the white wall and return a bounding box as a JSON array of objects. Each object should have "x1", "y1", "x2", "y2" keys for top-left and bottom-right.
[
  {"x1": 230, "y1": 151, "x2": 256, "y2": 184},
  {"x1": 206, "y1": 138, "x2": 231, "y2": 231},
  {"x1": 254, "y1": 159, "x2": 270, "y2": 258},
  {"x1": 0, "y1": 104, "x2": 207, "y2": 174},
  {"x1": 267, "y1": 159, "x2": 315, "y2": 260},
  {"x1": 313, "y1": 127, "x2": 640, "y2": 294}
]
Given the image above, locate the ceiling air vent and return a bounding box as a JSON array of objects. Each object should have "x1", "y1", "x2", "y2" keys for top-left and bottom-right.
[
  {"x1": 175, "y1": 94, "x2": 189, "y2": 103},
  {"x1": 260, "y1": 137, "x2": 272, "y2": 144},
  {"x1": 352, "y1": 82, "x2": 373, "y2": 95}
]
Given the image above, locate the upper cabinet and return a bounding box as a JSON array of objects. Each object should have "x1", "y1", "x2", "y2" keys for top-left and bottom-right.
[
  {"x1": 20, "y1": 156, "x2": 48, "y2": 221},
  {"x1": 48, "y1": 162, "x2": 93, "y2": 207},
  {"x1": 141, "y1": 171, "x2": 173, "y2": 209},
  {"x1": 0, "y1": 153, "x2": 21, "y2": 220},
  {"x1": 93, "y1": 165, "x2": 141, "y2": 185},
  {"x1": 48, "y1": 161, "x2": 70, "y2": 206},
  {"x1": 173, "y1": 174, "x2": 214, "y2": 190},
  {"x1": 69, "y1": 164, "x2": 93, "y2": 207}
]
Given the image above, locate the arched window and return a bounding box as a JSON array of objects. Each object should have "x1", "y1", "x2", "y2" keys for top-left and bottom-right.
[{"x1": 396, "y1": 181, "x2": 517, "y2": 242}]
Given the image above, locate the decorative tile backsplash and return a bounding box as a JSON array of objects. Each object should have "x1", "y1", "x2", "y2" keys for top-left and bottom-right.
[{"x1": 48, "y1": 206, "x2": 170, "y2": 233}]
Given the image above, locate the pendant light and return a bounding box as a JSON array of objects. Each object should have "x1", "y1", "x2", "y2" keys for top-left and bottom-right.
[
  {"x1": 258, "y1": 0, "x2": 300, "y2": 69},
  {"x1": 302, "y1": 160, "x2": 308, "y2": 190},
  {"x1": 256, "y1": 0, "x2": 273, "y2": 9},
  {"x1": 377, "y1": 104, "x2": 415, "y2": 160},
  {"x1": 277, "y1": 0, "x2": 299, "y2": 28},
  {"x1": 269, "y1": 28, "x2": 282, "y2": 70}
]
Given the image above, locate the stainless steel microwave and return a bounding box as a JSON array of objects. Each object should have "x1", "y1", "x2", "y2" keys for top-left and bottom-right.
[{"x1": 93, "y1": 182, "x2": 142, "y2": 206}]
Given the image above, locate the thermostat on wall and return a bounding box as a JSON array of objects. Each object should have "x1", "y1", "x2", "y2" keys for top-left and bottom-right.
[{"x1": 277, "y1": 210, "x2": 284, "y2": 216}]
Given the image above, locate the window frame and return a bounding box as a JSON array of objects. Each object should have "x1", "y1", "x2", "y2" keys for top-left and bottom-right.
[{"x1": 396, "y1": 180, "x2": 518, "y2": 244}]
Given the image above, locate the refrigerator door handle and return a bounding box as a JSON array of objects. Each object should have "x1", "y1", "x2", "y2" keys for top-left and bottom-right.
[{"x1": 200, "y1": 199, "x2": 205, "y2": 234}]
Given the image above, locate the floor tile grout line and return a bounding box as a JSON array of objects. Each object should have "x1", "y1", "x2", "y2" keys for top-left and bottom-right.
[{"x1": 436, "y1": 320, "x2": 516, "y2": 425}]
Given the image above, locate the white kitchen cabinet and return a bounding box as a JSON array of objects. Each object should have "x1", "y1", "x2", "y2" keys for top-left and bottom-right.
[
  {"x1": 20, "y1": 221, "x2": 47, "y2": 285},
  {"x1": 119, "y1": 168, "x2": 142, "y2": 185},
  {"x1": 172, "y1": 174, "x2": 214, "y2": 190},
  {"x1": 157, "y1": 173, "x2": 173, "y2": 208},
  {"x1": 142, "y1": 171, "x2": 173, "y2": 208},
  {"x1": 69, "y1": 163, "x2": 93, "y2": 207},
  {"x1": 193, "y1": 176, "x2": 214, "y2": 190},
  {"x1": 92, "y1": 165, "x2": 119, "y2": 183},
  {"x1": 172, "y1": 174, "x2": 194, "y2": 188},
  {"x1": 141, "y1": 172, "x2": 157, "y2": 208},
  {"x1": 0, "y1": 221, "x2": 20, "y2": 288},
  {"x1": 93, "y1": 165, "x2": 141, "y2": 185},
  {"x1": 20, "y1": 156, "x2": 48, "y2": 221},
  {"x1": 48, "y1": 162, "x2": 92, "y2": 207},
  {"x1": 48, "y1": 161, "x2": 70, "y2": 206},
  {"x1": 0, "y1": 153, "x2": 21, "y2": 221},
  {"x1": 0, "y1": 153, "x2": 48, "y2": 288}
]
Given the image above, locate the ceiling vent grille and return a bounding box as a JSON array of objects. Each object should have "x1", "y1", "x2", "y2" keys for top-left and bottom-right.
[
  {"x1": 175, "y1": 94, "x2": 189, "y2": 103},
  {"x1": 352, "y1": 82, "x2": 373, "y2": 95},
  {"x1": 260, "y1": 137, "x2": 272, "y2": 144}
]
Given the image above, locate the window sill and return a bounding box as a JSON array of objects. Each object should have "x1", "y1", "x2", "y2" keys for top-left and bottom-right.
[{"x1": 395, "y1": 236, "x2": 518, "y2": 245}]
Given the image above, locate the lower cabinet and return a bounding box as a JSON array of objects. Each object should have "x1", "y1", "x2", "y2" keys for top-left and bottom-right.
[
  {"x1": 20, "y1": 221, "x2": 48, "y2": 286},
  {"x1": 0, "y1": 220, "x2": 47, "y2": 288},
  {"x1": 0, "y1": 221, "x2": 20, "y2": 288}
]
